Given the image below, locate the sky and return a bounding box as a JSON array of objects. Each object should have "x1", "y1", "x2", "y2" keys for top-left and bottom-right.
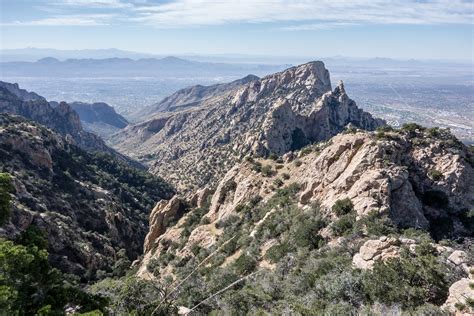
[{"x1": 0, "y1": 0, "x2": 473, "y2": 61}]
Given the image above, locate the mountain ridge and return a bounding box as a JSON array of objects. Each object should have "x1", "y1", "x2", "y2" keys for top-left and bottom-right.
[
  {"x1": 111, "y1": 61, "x2": 385, "y2": 191},
  {"x1": 0, "y1": 113, "x2": 174, "y2": 278}
]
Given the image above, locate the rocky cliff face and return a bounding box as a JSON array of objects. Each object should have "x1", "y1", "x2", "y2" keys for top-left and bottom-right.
[
  {"x1": 111, "y1": 62, "x2": 385, "y2": 191},
  {"x1": 69, "y1": 101, "x2": 128, "y2": 138},
  {"x1": 0, "y1": 82, "x2": 107, "y2": 152},
  {"x1": 136, "y1": 126, "x2": 473, "y2": 313},
  {"x1": 0, "y1": 81, "x2": 45, "y2": 101},
  {"x1": 139, "y1": 126, "x2": 473, "y2": 272},
  {"x1": 0, "y1": 114, "x2": 174, "y2": 278}
]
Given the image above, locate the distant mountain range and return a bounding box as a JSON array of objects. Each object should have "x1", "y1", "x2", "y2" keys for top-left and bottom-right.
[
  {"x1": 0, "y1": 56, "x2": 289, "y2": 78},
  {"x1": 0, "y1": 47, "x2": 157, "y2": 62}
]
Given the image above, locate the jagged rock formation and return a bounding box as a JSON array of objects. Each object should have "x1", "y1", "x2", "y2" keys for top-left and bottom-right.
[
  {"x1": 138, "y1": 128, "x2": 473, "y2": 281},
  {"x1": 0, "y1": 114, "x2": 174, "y2": 278},
  {"x1": 69, "y1": 101, "x2": 128, "y2": 138},
  {"x1": 0, "y1": 81, "x2": 107, "y2": 152},
  {"x1": 111, "y1": 62, "x2": 385, "y2": 190},
  {"x1": 0, "y1": 81, "x2": 45, "y2": 101},
  {"x1": 133, "y1": 126, "x2": 472, "y2": 313}
]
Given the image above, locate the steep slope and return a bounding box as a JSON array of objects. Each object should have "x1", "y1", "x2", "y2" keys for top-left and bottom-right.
[
  {"x1": 143, "y1": 74, "x2": 259, "y2": 115},
  {"x1": 0, "y1": 82, "x2": 107, "y2": 152},
  {"x1": 136, "y1": 126, "x2": 473, "y2": 314},
  {"x1": 0, "y1": 114, "x2": 174, "y2": 279},
  {"x1": 0, "y1": 81, "x2": 45, "y2": 101},
  {"x1": 111, "y1": 62, "x2": 385, "y2": 191},
  {"x1": 69, "y1": 101, "x2": 128, "y2": 138}
]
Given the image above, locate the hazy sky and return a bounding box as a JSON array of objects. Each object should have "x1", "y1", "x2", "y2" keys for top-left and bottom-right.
[{"x1": 1, "y1": 0, "x2": 473, "y2": 60}]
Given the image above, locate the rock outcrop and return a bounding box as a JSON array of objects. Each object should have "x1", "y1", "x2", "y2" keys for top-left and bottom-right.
[
  {"x1": 352, "y1": 236, "x2": 401, "y2": 269},
  {"x1": 137, "y1": 128, "x2": 473, "y2": 280},
  {"x1": 144, "y1": 196, "x2": 185, "y2": 253},
  {"x1": 0, "y1": 82, "x2": 107, "y2": 152},
  {"x1": 0, "y1": 81, "x2": 46, "y2": 101},
  {"x1": 443, "y1": 277, "x2": 474, "y2": 315},
  {"x1": 111, "y1": 62, "x2": 385, "y2": 191}
]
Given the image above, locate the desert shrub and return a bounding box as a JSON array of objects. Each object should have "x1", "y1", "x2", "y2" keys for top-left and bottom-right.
[
  {"x1": 332, "y1": 198, "x2": 354, "y2": 216},
  {"x1": 375, "y1": 126, "x2": 397, "y2": 140},
  {"x1": 89, "y1": 275, "x2": 174, "y2": 315},
  {"x1": 272, "y1": 178, "x2": 284, "y2": 188},
  {"x1": 281, "y1": 173, "x2": 290, "y2": 180},
  {"x1": 401, "y1": 123, "x2": 425, "y2": 133},
  {"x1": 332, "y1": 214, "x2": 357, "y2": 236},
  {"x1": 261, "y1": 165, "x2": 274, "y2": 177},
  {"x1": 233, "y1": 253, "x2": 257, "y2": 275},
  {"x1": 294, "y1": 159, "x2": 302, "y2": 167},
  {"x1": 343, "y1": 127, "x2": 358, "y2": 134},
  {"x1": 221, "y1": 237, "x2": 239, "y2": 256},
  {"x1": 362, "y1": 243, "x2": 449, "y2": 309},
  {"x1": 290, "y1": 215, "x2": 326, "y2": 249},
  {"x1": 376, "y1": 126, "x2": 394, "y2": 133},
  {"x1": 355, "y1": 210, "x2": 397, "y2": 237},
  {"x1": 264, "y1": 242, "x2": 293, "y2": 263},
  {"x1": 0, "y1": 173, "x2": 13, "y2": 225},
  {"x1": 428, "y1": 169, "x2": 444, "y2": 181},
  {"x1": 268, "y1": 152, "x2": 278, "y2": 160}
]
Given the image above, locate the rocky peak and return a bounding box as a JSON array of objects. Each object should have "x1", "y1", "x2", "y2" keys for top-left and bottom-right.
[
  {"x1": 0, "y1": 82, "x2": 131, "y2": 157},
  {"x1": 111, "y1": 62, "x2": 385, "y2": 190},
  {"x1": 0, "y1": 81, "x2": 45, "y2": 102}
]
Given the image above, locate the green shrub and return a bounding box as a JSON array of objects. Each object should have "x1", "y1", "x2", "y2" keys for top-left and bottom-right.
[
  {"x1": 428, "y1": 169, "x2": 444, "y2": 181},
  {"x1": 233, "y1": 253, "x2": 257, "y2": 275},
  {"x1": 332, "y1": 214, "x2": 356, "y2": 236},
  {"x1": 376, "y1": 126, "x2": 394, "y2": 133},
  {"x1": 362, "y1": 243, "x2": 449, "y2": 309},
  {"x1": 268, "y1": 153, "x2": 278, "y2": 161},
  {"x1": 332, "y1": 198, "x2": 354, "y2": 216},
  {"x1": 265, "y1": 242, "x2": 293, "y2": 263},
  {"x1": 261, "y1": 165, "x2": 274, "y2": 177},
  {"x1": 272, "y1": 178, "x2": 284, "y2": 188},
  {"x1": 0, "y1": 173, "x2": 14, "y2": 225},
  {"x1": 0, "y1": 232, "x2": 106, "y2": 314},
  {"x1": 401, "y1": 123, "x2": 425, "y2": 133},
  {"x1": 355, "y1": 210, "x2": 397, "y2": 237},
  {"x1": 290, "y1": 215, "x2": 326, "y2": 249},
  {"x1": 251, "y1": 161, "x2": 262, "y2": 173}
]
